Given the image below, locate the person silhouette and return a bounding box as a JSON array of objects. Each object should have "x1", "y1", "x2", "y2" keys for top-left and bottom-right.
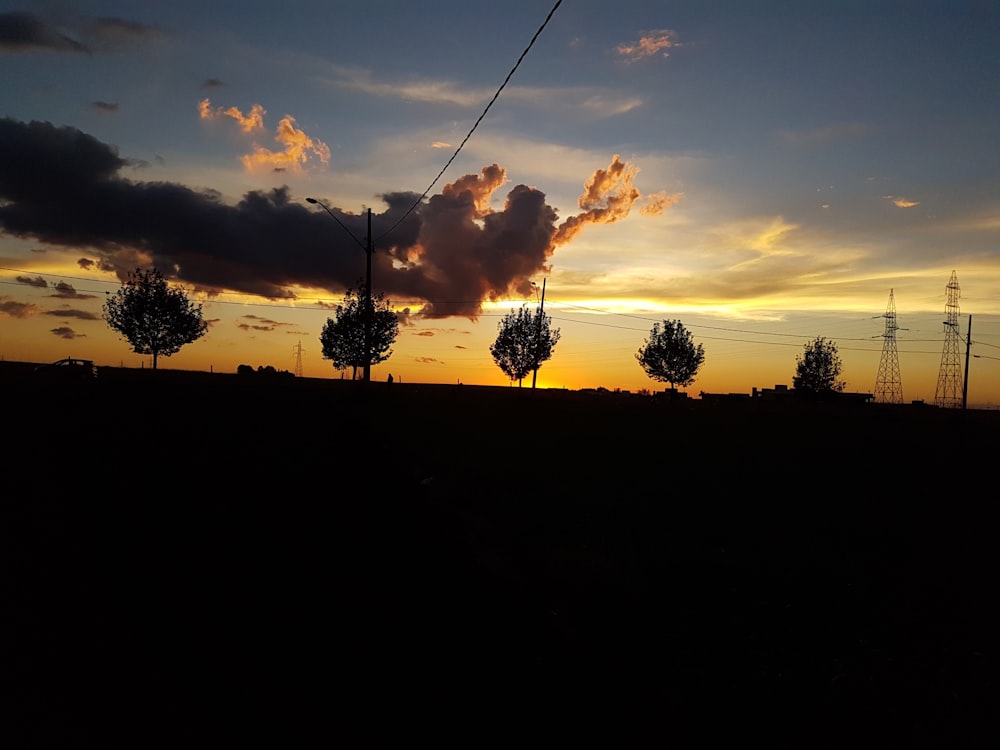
[{"x1": 387, "y1": 373, "x2": 393, "y2": 383}]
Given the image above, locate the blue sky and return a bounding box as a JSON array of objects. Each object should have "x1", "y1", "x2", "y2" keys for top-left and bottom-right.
[{"x1": 2, "y1": 1, "x2": 999, "y2": 403}]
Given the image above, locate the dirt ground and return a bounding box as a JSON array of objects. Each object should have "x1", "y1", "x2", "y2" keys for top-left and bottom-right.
[{"x1": 4, "y1": 366, "x2": 996, "y2": 746}]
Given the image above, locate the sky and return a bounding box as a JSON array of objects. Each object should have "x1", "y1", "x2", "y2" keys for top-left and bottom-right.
[{"x1": 2, "y1": 0, "x2": 999, "y2": 406}]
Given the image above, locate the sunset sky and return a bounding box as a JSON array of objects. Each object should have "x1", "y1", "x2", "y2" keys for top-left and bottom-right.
[{"x1": 2, "y1": 1, "x2": 999, "y2": 406}]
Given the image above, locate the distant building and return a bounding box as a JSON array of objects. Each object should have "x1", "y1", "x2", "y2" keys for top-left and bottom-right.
[{"x1": 697, "y1": 384, "x2": 875, "y2": 405}]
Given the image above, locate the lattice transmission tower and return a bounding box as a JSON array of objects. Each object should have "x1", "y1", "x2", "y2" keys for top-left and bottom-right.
[
  {"x1": 873, "y1": 289, "x2": 904, "y2": 404},
  {"x1": 933, "y1": 270, "x2": 963, "y2": 408},
  {"x1": 292, "y1": 340, "x2": 305, "y2": 378}
]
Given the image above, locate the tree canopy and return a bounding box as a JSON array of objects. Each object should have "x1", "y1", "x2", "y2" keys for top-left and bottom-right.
[
  {"x1": 489, "y1": 304, "x2": 561, "y2": 386},
  {"x1": 635, "y1": 319, "x2": 705, "y2": 390},
  {"x1": 102, "y1": 267, "x2": 207, "y2": 369},
  {"x1": 319, "y1": 285, "x2": 399, "y2": 379},
  {"x1": 793, "y1": 336, "x2": 846, "y2": 393}
]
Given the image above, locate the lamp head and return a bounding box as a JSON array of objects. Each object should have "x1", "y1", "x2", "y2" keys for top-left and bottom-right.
[{"x1": 305, "y1": 197, "x2": 318, "y2": 204}]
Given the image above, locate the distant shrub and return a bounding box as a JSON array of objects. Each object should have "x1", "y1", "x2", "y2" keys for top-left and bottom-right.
[{"x1": 236, "y1": 364, "x2": 293, "y2": 378}]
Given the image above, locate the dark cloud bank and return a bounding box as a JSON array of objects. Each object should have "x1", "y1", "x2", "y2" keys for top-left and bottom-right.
[{"x1": 0, "y1": 118, "x2": 634, "y2": 319}]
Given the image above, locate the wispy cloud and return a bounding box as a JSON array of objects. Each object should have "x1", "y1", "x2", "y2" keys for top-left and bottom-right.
[
  {"x1": 237, "y1": 314, "x2": 292, "y2": 332},
  {"x1": 0, "y1": 298, "x2": 40, "y2": 317},
  {"x1": 90, "y1": 101, "x2": 119, "y2": 114},
  {"x1": 16, "y1": 275, "x2": 48, "y2": 288},
  {"x1": 616, "y1": 29, "x2": 680, "y2": 62},
  {"x1": 44, "y1": 308, "x2": 100, "y2": 320},
  {"x1": 199, "y1": 99, "x2": 265, "y2": 133},
  {"x1": 0, "y1": 11, "x2": 87, "y2": 52},
  {"x1": 0, "y1": 11, "x2": 162, "y2": 54},
  {"x1": 322, "y1": 65, "x2": 643, "y2": 120},
  {"x1": 50, "y1": 325, "x2": 85, "y2": 339},
  {"x1": 50, "y1": 282, "x2": 97, "y2": 299},
  {"x1": 779, "y1": 122, "x2": 873, "y2": 147}
]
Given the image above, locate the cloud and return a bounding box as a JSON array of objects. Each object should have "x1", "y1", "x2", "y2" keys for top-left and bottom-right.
[
  {"x1": 16, "y1": 275, "x2": 48, "y2": 288},
  {"x1": 0, "y1": 118, "x2": 661, "y2": 321},
  {"x1": 1, "y1": 298, "x2": 41, "y2": 317},
  {"x1": 83, "y1": 17, "x2": 163, "y2": 51},
  {"x1": 50, "y1": 326, "x2": 85, "y2": 339},
  {"x1": 885, "y1": 195, "x2": 920, "y2": 208},
  {"x1": 640, "y1": 190, "x2": 685, "y2": 216},
  {"x1": 44, "y1": 308, "x2": 101, "y2": 320},
  {"x1": 50, "y1": 282, "x2": 98, "y2": 299},
  {"x1": 616, "y1": 30, "x2": 680, "y2": 62},
  {"x1": 90, "y1": 101, "x2": 119, "y2": 114},
  {"x1": 0, "y1": 12, "x2": 162, "y2": 54},
  {"x1": 199, "y1": 99, "x2": 265, "y2": 133},
  {"x1": 323, "y1": 65, "x2": 644, "y2": 122},
  {"x1": 236, "y1": 314, "x2": 292, "y2": 332},
  {"x1": 0, "y1": 11, "x2": 87, "y2": 52},
  {"x1": 779, "y1": 122, "x2": 874, "y2": 148},
  {"x1": 553, "y1": 154, "x2": 678, "y2": 245},
  {"x1": 240, "y1": 115, "x2": 331, "y2": 173},
  {"x1": 326, "y1": 66, "x2": 492, "y2": 107},
  {"x1": 580, "y1": 95, "x2": 644, "y2": 117},
  {"x1": 199, "y1": 99, "x2": 331, "y2": 173}
]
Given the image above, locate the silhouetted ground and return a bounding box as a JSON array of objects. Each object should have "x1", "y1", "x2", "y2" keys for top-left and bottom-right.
[{"x1": 4, "y1": 364, "x2": 996, "y2": 747}]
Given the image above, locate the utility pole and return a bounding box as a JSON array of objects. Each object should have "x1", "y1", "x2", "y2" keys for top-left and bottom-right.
[
  {"x1": 531, "y1": 278, "x2": 546, "y2": 390},
  {"x1": 363, "y1": 207, "x2": 373, "y2": 384},
  {"x1": 306, "y1": 197, "x2": 373, "y2": 383},
  {"x1": 963, "y1": 315, "x2": 972, "y2": 410}
]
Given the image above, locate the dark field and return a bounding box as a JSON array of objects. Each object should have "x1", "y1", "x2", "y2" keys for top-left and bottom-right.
[{"x1": 5, "y1": 364, "x2": 996, "y2": 747}]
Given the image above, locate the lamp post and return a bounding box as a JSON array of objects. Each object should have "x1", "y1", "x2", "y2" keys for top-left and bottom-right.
[
  {"x1": 531, "y1": 278, "x2": 546, "y2": 389},
  {"x1": 306, "y1": 198, "x2": 374, "y2": 382}
]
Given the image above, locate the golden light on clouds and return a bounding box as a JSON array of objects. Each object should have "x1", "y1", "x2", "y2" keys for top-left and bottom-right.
[
  {"x1": 747, "y1": 217, "x2": 800, "y2": 253},
  {"x1": 199, "y1": 99, "x2": 264, "y2": 132},
  {"x1": 199, "y1": 99, "x2": 330, "y2": 173},
  {"x1": 616, "y1": 29, "x2": 680, "y2": 61},
  {"x1": 640, "y1": 190, "x2": 684, "y2": 216},
  {"x1": 441, "y1": 163, "x2": 507, "y2": 216},
  {"x1": 885, "y1": 195, "x2": 920, "y2": 208},
  {"x1": 0, "y1": 298, "x2": 41, "y2": 318},
  {"x1": 553, "y1": 154, "x2": 674, "y2": 246}
]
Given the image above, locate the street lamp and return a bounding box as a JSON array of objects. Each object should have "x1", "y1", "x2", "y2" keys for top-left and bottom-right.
[
  {"x1": 306, "y1": 197, "x2": 374, "y2": 382},
  {"x1": 531, "y1": 278, "x2": 546, "y2": 389}
]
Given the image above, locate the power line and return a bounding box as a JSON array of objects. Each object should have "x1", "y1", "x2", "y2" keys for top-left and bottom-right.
[
  {"x1": 376, "y1": 0, "x2": 563, "y2": 244},
  {"x1": 2, "y1": 266, "x2": 995, "y2": 363}
]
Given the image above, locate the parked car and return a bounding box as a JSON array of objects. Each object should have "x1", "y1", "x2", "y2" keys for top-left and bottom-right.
[{"x1": 32, "y1": 358, "x2": 99, "y2": 380}]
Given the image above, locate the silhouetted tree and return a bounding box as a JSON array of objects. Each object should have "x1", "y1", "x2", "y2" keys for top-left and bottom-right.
[
  {"x1": 490, "y1": 304, "x2": 561, "y2": 386},
  {"x1": 320, "y1": 285, "x2": 398, "y2": 379},
  {"x1": 793, "y1": 336, "x2": 846, "y2": 393},
  {"x1": 103, "y1": 267, "x2": 207, "y2": 370},
  {"x1": 636, "y1": 319, "x2": 705, "y2": 390}
]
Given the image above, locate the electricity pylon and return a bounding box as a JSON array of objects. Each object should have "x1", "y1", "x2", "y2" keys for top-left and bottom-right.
[
  {"x1": 934, "y1": 270, "x2": 963, "y2": 408},
  {"x1": 293, "y1": 340, "x2": 305, "y2": 378},
  {"x1": 873, "y1": 289, "x2": 904, "y2": 404}
]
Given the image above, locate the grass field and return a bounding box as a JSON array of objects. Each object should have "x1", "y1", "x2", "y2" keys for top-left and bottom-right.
[{"x1": 5, "y1": 363, "x2": 996, "y2": 746}]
